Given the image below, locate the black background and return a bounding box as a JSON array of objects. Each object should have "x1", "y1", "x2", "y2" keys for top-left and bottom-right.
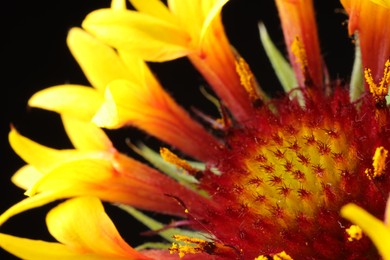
[{"x1": 2, "y1": 0, "x2": 352, "y2": 259}]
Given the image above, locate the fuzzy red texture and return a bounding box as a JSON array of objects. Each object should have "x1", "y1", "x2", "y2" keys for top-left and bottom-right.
[{"x1": 182, "y1": 86, "x2": 390, "y2": 259}]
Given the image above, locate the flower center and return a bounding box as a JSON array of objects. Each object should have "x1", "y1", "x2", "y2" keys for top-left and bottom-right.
[
  {"x1": 242, "y1": 119, "x2": 355, "y2": 224},
  {"x1": 195, "y1": 90, "x2": 388, "y2": 258}
]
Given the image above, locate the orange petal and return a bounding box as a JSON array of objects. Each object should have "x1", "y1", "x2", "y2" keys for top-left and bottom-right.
[
  {"x1": 93, "y1": 79, "x2": 221, "y2": 161},
  {"x1": 274, "y1": 0, "x2": 323, "y2": 88},
  {"x1": 341, "y1": 0, "x2": 390, "y2": 84},
  {"x1": 27, "y1": 156, "x2": 210, "y2": 216}
]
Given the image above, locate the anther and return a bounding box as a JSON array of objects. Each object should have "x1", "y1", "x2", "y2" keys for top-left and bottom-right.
[{"x1": 364, "y1": 59, "x2": 390, "y2": 108}]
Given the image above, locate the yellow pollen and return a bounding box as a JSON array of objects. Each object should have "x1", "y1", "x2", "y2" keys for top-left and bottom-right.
[
  {"x1": 364, "y1": 59, "x2": 390, "y2": 106},
  {"x1": 373, "y1": 146, "x2": 388, "y2": 177},
  {"x1": 235, "y1": 57, "x2": 261, "y2": 103},
  {"x1": 255, "y1": 251, "x2": 293, "y2": 260},
  {"x1": 274, "y1": 251, "x2": 293, "y2": 260},
  {"x1": 170, "y1": 235, "x2": 210, "y2": 258},
  {"x1": 291, "y1": 37, "x2": 310, "y2": 84},
  {"x1": 170, "y1": 235, "x2": 233, "y2": 258},
  {"x1": 346, "y1": 225, "x2": 363, "y2": 241},
  {"x1": 160, "y1": 147, "x2": 201, "y2": 177}
]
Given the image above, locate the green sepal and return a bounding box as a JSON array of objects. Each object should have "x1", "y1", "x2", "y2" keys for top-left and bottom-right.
[
  {"x1": 135, "y1": 242, "x2": 171, "y2": 251},
  {"x1": 350, "y1": 33, "x2": 364, "y2": 102},
  {"x1": 258, "y1": 23, "x2": 298, "y2": 94},
  {"x1": 117, "y1": 204, "x2": 211, "y2": 243},
  {"x1": 127, "y1": 141, "x2": 199, "y2": 185}
]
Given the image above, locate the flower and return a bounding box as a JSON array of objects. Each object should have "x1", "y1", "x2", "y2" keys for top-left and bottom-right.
[{"x1": 3, "y1": 0, "x2": 390, "y2": 259}]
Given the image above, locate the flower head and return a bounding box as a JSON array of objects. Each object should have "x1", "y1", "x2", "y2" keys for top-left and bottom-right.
[{"x1": 3, "y1": 0, "x2": 390, "y2": 259}]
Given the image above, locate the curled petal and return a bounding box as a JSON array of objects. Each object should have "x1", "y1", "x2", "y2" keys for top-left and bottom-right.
[
  {"x1": 28, "y1": 85, "x2": 103, "y2": 121},
  {"x1": 93, "y1": 79, "x2": 221, "y2": 161}
]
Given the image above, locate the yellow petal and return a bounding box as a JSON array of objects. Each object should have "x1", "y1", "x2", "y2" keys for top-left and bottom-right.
[
  {"x1": 117, "y1": 50, "x2": 148, "y2": 84},
  {"x1": 0, "y1": 160, "x2": 112, "y2": 225},
  {"x1": 47, "y1": 197, "x2": 149, "y2": 259},
  {"x1": 385, "y1": 194, "x2": 390, "y2": 225},
  {"x1": 82, "y1": 9, "x2": 190, "y2": 61},
  {"x1": 9, "y1": 128, "x2": 77, "y2": 172},
  {"x1": 200, "y1": 0, "x2": 229, "y2": 42},
  {"x1": 92, "y1": 82, "x2": 123, "y2": 128},
  {"x1": 167, "y1": 0, "x2": 202, "y2": 43},
  {"x1": 26, "y1": 159, "x2": 113, "y2": 196},
  {"x1": 341, "y1": 203, "x2": 390, "y2": 260},
  {"x1": 11, "y1": 165, "x2": 43, "y2": 190},
  {"x1": 0, "y1": 191, "x2": 62, "y2": 225},
  {"x1": 28, "y1": 85, "x2": 102, "y2": 121},
  {"x1": 61, "y1": 115, "x2": 113, "y2": 151},
  {"x1": 28, "y1": 155, "x2": 203, "y2": 216},
  {"x1": 9, "y1": 129, "x2": 112, "y2": 176},
  {"x1": 0, "y1": 233, "x2": 117, "y2": 260},
  {"x1": 129, "y1": 0, "x2": 177, "y2": 23},
  {"x1": 370, "y1": 0, "x2": 390, "y2": 8},
  {"x1": 111, "y1": 0, "x2": 126, "y2": 10},
  {"x1": 67, "y1": 28, "x2": 137, "y2": 92}
]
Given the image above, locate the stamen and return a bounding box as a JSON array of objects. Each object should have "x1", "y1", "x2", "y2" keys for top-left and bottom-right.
[
  {"x1": 236, "y1": 57, "x2": 262, "y2": 105},
  {"x1": 366, "y1": 146, "x2": 389, "y2": 179},
  {"x1": 372, "y1": 146, "x2": 388, "y2": 177},
  {"x1": 364, "y1": 59, "x2": 390, "y2": 107},
  {"x1": 160, "y1": 147, "x2": 202, "y2": 178},
  {"x1": 254, "y1": 256, "x2": 268, "y2": 260},
  {"x1": 170, "y1": 235, "x2": 234, "y2": 258},
  {"x1": 255, "y1": 251, "x2": 294, "y2": 260},
  {"x1": 346, "y1": 225, "x2": 363, "y2": 241},
  {"x1": 273, "y1": 251, "x2": 293, "y2": 260},
  {"x1": 291, "y1": 37, "x2": 311, "y2": 87}
]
